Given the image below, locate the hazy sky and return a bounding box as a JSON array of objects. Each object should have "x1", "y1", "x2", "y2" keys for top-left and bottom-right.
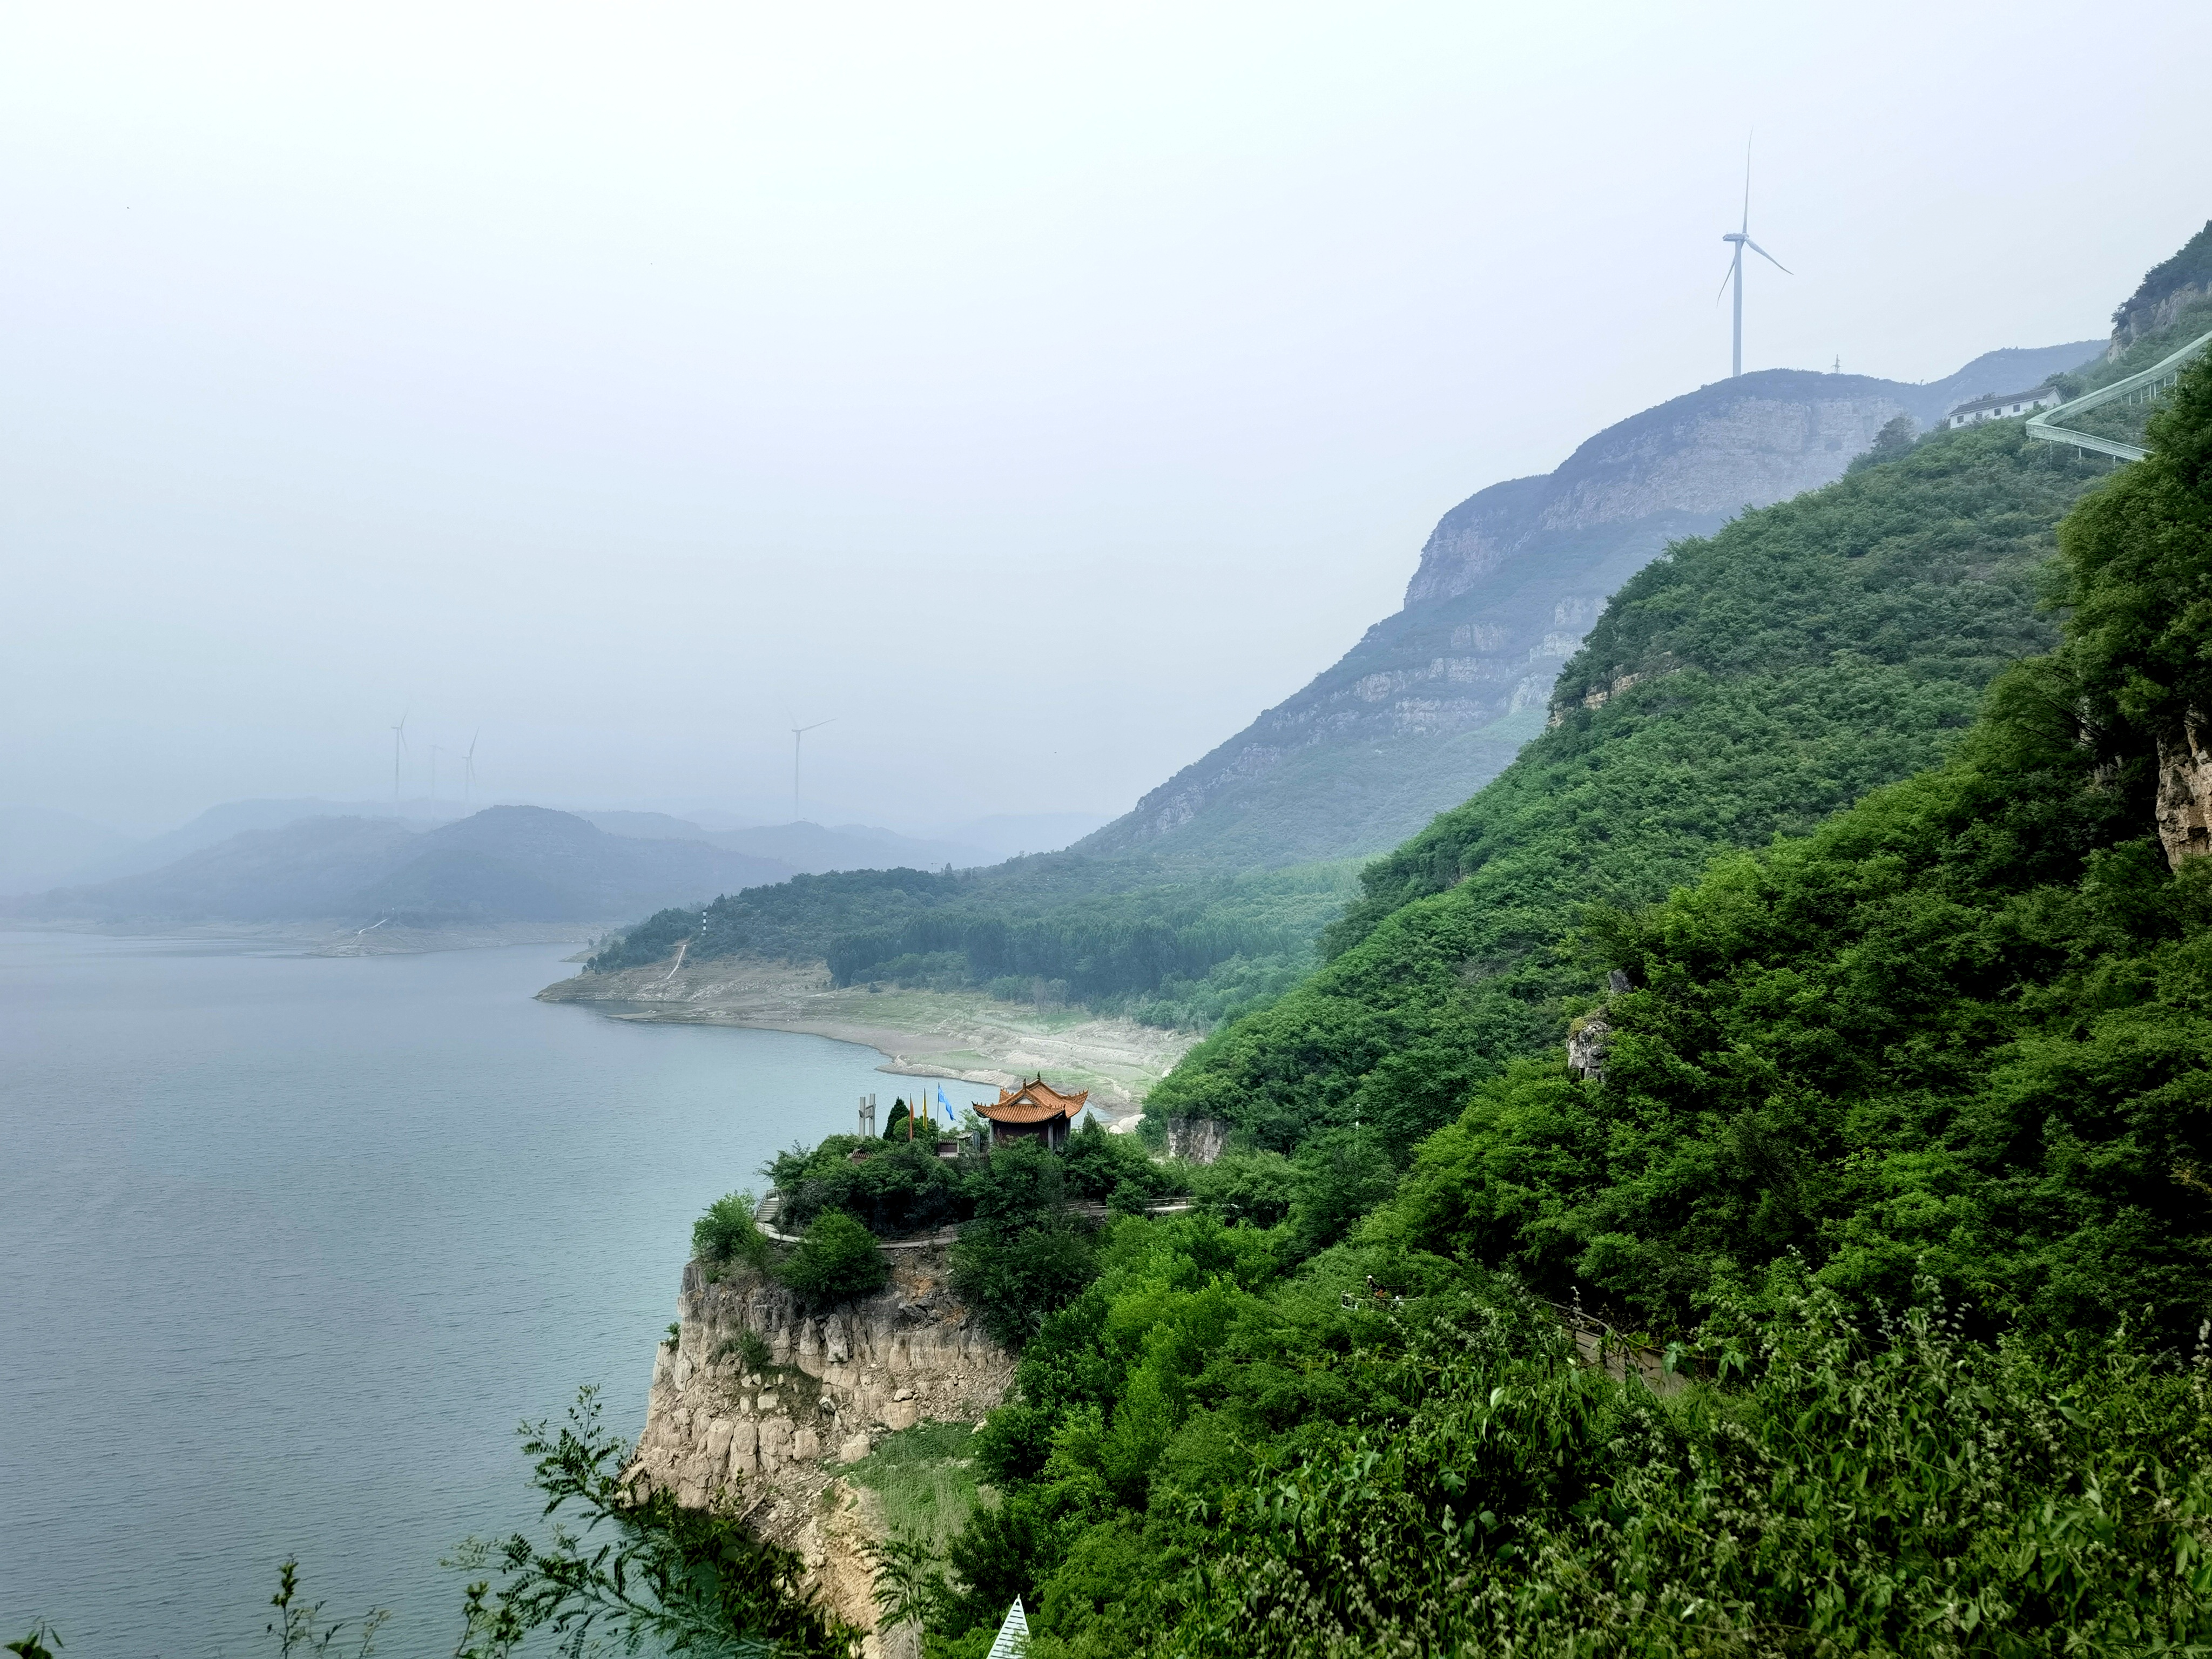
[{"x1": 7, "y1": 2, "x2": 2207, "y2": 835}]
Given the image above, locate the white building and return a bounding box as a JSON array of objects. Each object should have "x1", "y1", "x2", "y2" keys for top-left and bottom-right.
[{"x1": 1945, "y1": 385, "x2": 2063, "y2": 428}]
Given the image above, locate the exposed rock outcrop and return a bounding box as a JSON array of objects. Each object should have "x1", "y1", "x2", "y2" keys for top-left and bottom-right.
[
  {"x1": 2156, "y1": 717, "x2": 2212, "y2": 867},
  {"x1": 1567, "y1": 1011, "x2": 1612, "y2": 1083},
  {"x1": 1165, "y1": 1116, "x2": 1233, "y2": 1165},
  {"x1": 629, "y1": 1251, "x2": 1016, "y2": 1659}
]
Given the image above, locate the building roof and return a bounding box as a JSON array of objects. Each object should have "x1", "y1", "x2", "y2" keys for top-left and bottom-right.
[
  {"x1": 1947, "y1": 385, "x2": 2058, "y2": 417},
  {"x1": 975, "y1": 1077, "x2": 1090, "y2": 1124}
]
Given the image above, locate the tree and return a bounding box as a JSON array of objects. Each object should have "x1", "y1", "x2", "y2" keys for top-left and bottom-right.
[
  {"x1": 778, "y1": 1210, "x2": 889, "y2": 1310},
  {"x1": 952, "y1": 1139, "x2": 1095, "y2": 1346},
  {"x1": 691, "y1": 1190, "x2": 772, "y2": 1271},
  {"x1": 1845, "y1": 412, "x2": 1916, "y2": 473},
  {"x1": 1288, "y1": 1126, "x2": 1396, "y2": 1254},
  {"x1": 450, "y1": 1387, "x2": 854, "y2": 1658}
]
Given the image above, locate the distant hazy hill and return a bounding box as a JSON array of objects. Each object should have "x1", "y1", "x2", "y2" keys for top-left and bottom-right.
[
  {"x1": 41, "y1": 797, "x2": 470, "y2": 892},
  {"x1": 10, "y1": 805, "x2": 797, "y2": 927},
  {"x1": 578, "y1": 812, "x2": 994, "y2": 873},
  {"x1": 0, "y1": 805, "x2": 140, "y2": 895},
  {"x1": 1077, "y1": 342, "x2": 2102, "y2": 870}
]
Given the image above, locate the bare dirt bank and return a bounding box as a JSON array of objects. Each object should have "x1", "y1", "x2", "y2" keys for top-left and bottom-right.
[{"x1": 537, "y1": 955, "x2": 1195, "y2": 1113}]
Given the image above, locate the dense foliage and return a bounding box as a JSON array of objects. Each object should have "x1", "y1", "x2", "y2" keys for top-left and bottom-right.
[
  {"x1": 1149, "y1": 419, "x2": 2109, "y2": 1155},
  {"x1": 779, "y1": 1211, "x2": 892, "y2": 1312},
  {"x1": 589, "y1": 860, "x2": 1360, "y2": 1031},
  {"x1": 879, "y1": 351, "x2": 2212, "y2": 1659}
]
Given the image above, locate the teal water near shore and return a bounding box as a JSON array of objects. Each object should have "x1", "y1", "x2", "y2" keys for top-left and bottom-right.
[{"x1": 0, "y1": 932, "x2": 955, "y2": 1656}]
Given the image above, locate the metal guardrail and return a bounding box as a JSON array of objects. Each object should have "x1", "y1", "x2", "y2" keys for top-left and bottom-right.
[{"x1": 2025, "y1": 326, "x2": 2212, "y2": 462}]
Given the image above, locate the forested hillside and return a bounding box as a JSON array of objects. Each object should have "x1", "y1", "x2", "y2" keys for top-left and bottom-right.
[
  {"x1": 1145, "y1": 417, "x2": 2109, "y2": 1148},
  {"x1": 586, "y1": 856, "x2": 1359, "y2": 1031},
  {"x1": 879, "y1": 332, "x2": 2212, "y2": 1659}
]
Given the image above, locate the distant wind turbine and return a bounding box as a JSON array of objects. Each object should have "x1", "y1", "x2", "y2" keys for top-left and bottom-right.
[
  {"x1": 1717, "y1": 138, "x2": 1789, "y2": 379},
  {"x1": 788, "y1": 714, "x2": 835, "y2": 824},
  {"x1": 462, "y1": 732, "x2": 478, "y2": 807},
  {"x1": 390, "y1": 713, "x2": 409, "y2": 809}
]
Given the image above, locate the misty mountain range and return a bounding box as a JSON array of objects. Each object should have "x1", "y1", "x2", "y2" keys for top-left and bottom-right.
[{"x1": 0, "y1": 798, "x2": 1115, "y2": 926}]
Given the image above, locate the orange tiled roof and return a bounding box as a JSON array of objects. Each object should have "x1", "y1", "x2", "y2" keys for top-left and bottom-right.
[{"x1": 975, "y1": 1077, "x2": 1090, "y2": 1124}]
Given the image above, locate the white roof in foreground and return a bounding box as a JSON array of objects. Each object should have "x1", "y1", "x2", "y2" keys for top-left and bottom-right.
[{"x1": 987, "y1": 1596, "x2": 1031, "y2": 1658}]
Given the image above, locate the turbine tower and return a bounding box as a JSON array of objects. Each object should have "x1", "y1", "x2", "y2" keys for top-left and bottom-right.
[
  {"x1": 788, "y1": 715, "x2": 834, "y2": 824},
  {"x1": 1718, "y1": 141, "x2": 1789, "y2": 378},
  {"x1": 390, "y1": 713, "x2": 409, "y2": 810}
]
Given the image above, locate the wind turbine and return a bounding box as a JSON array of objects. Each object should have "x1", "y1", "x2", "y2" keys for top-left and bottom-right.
[
  {"x1": 390, "y1": 713, "x2": 409, "y2": 810},
  {"x1": 1717, "y1": 140, "x2": 1789, "y2": 378},
  {"x1": 788, "y1": 713, "x2": 834, "y2": 824},
  {"x1": 461, "y1": 732, "x2": 478, "y2": 807}
]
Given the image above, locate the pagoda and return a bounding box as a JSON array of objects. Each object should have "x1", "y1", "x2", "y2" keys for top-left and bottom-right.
[{"x1": 975, "y1": 1075, "x2": 1089, "y2": 1150}]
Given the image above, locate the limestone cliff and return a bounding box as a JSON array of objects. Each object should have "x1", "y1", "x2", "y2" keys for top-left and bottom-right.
[
  {"x1": 1073, "y1": 346, "x2": 2098, "y2": 872},
  {"x1": 629, "y1": 1250, "x2": 1015, "y2": 1658}
]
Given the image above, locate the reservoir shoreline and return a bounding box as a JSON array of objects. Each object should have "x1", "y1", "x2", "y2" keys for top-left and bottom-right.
[{"x1": 538, "y1": 953, "x2": 1195, "y2": 1115}]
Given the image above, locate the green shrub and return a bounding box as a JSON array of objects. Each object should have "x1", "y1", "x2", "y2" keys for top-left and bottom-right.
[
  {"x1": 714, "y1": 1328, "x2": 773, "y2": 1372},
  {"x1": 1058, "y1": 1115, "x2": 1177, "y2": 1203},
  {"x1": 767, "y1": 1134, "x2": 968, "y2": 1236},
  {"x1": 778, "y1": 1210, "x2": 889, "y2": 1311},
  {"x1": 690, "y1": 1190, "x2": 771, "y2": 1270}
]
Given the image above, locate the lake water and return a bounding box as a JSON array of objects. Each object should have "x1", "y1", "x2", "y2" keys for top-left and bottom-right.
[{"x1": 0, "y1": 932, "x2": 962, "y2": 1656}]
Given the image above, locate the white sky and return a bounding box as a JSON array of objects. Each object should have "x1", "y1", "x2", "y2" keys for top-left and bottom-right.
[{"x1": 6, "y1": 1, "x2": 2207, "y2": 835}]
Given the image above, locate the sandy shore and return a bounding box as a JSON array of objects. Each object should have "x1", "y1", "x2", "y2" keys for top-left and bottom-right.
[{"x1": 536, "y1": 955, "x2": 1197, "y2": 1116}]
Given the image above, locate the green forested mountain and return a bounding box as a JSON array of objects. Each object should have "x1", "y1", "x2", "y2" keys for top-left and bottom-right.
[
  {"x1": 1145, "y1": 417, "x2": 2109, "y2": 1148},
  {"x1": 887, "y1": 329, "x2": 2212, "y2": 1659}
]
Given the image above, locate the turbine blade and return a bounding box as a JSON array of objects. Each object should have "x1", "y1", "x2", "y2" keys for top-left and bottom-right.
[
  {"x1": 1745, "y1": 239, "x2": 1790, "y2": 274},
  {"x1": 1742, "y1": 134, "x2": 1752, "y2": 233},
  {"x1": 1715, "y1": 247, "x2": 1741, "y2": 302}
]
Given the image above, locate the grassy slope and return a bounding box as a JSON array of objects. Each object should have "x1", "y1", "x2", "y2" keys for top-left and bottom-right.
[{"x1": 1145, "y1": 420, "x2": 2108, "y2": 1152}]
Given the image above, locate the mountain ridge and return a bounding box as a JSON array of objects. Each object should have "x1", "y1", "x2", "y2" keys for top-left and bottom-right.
[
  {"x1": 7, "y1": 805, "x2": 797, "y2": 927},
  {"x1": 1075, "y1": 342, "x2": 2102, "y2": 872}
]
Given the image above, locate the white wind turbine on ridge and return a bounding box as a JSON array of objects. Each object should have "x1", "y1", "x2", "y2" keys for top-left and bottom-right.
[
  {"x1": 390, "y1": 713, "x2": 409, "y2": 810},
  {"x1": 1717, "y1": 139, "x2": 1790, "y2": 379},
  {"x1": 787, "y1": 711, "x2": 835, "y2": 825}
]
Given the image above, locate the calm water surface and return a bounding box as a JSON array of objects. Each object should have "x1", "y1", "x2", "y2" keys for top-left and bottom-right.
[{"x1": 0, "y1": 932, "x2": 954, "y2": 1656}]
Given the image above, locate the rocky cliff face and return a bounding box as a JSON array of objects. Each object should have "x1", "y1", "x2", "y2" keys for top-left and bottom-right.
[
  {"x1": 2108, "y1": 219, "x2": 2212, "y2": 358},
  {"x1": 629, "y1": 1251, "x2": 1015, "y2": 1659},
  {"x1": 1074, "y1": 345, "x2": 2098, "y2": 873},
  {"x1": 1404, "y1": 375, "x2": 1911, "y2": 606}
]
